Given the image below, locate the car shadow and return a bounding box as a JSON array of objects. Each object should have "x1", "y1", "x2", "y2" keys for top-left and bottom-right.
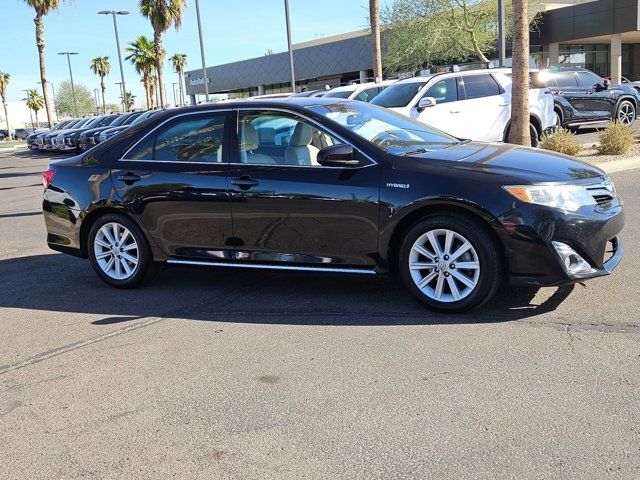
[{"x1": 0, "y1": 253, "x2": 574, "y2": 327}]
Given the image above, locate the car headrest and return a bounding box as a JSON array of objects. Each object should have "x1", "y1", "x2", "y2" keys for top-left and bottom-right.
[
  {"x1": 289, "y1": 122, "x2": 313, "y2": 146},
  {"x1": 240, "y1": 122, "x2": 259, "y2": 151}
]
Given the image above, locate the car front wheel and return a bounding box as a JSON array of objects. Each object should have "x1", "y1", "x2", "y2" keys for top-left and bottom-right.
[
  {"x1": 616, "y1": 100, "x2": 636, "y2": 125},
  {"x1": 88, "y1": 213, "x2": 156, "y2": 288},
  {"x1": 398, "y1": 214, "x2": 503, "y2": 313}
]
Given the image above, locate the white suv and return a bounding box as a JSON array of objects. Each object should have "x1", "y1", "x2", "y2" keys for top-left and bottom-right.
[
  {"x1": 370, "y1": 70, "x2": 556, "y2": 146},
  {"x1": 324, "y1": 80, "x2": 397, "y2": 103}
]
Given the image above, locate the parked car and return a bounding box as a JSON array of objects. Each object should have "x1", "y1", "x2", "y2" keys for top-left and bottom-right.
[
  {"x1": 600, "y1": 75, "x2": 640, "y2": 92},
  {"x1": 97, "y1": 110, "x2": 160, "y2": 145},
  {"x1": 28, "y1": 120, "x2": 73, "y2": 150},
  {"x1": 371, "y1": 69, "x2": 556, "y2": 146},
  {"x1": 532, "y1": 66, "x2": 640, "y2": 128},
  {"x1": 290, "y1": 89, "x2": 328, "y2": 98},
  {"x1": 324, "y1": 80, "x2": 396, "y2": 103},
  {"x1": 14, "y1": 128, "x2": 35, "y2": 140},
  {"x1": 79, "y1": 113, "x2": 133, "y2": 151},
  {"x1": 54, "y1": 115, "x2": 118, "y2": 153},
  {"x1": 0, "y1": 129, "x2": 6, "y2": 140},
  {"x1": 39, "y1": 118, "x2": 92, "y2": 151},
  {"x1": 42, "y1": 99, "x2": 623, "y2": 312}
]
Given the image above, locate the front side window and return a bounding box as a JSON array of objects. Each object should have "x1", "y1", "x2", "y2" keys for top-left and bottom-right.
[
  {"x1": 576, "y1": 71, "x2": 603, "y2": 87},
  {"x1": 370, "y1": 81, "x2": 428, "y2": 108},
  {"x1": 462, "y1": 75, "x2": 501, "y2": 99},
  {"x1": 555, "y1": 72, "x2": 578, "y2": 87},
  {"x1": 126, "y1": 113, "x2": 226, "y2": 162},
  {"x1": 307, "y1": 101, "x2": 457, "y2": 155},
  {"x1": 423, "y1": 78, "x2": 458, "y2": 104},
  {"x1": 237, "y1": 110, "x2": 343, "y2": 166}
]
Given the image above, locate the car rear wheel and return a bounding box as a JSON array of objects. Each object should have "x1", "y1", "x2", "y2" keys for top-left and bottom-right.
[
  {"x1": 398, "y1": 214, "x2": 503, "y2": 313},
  {"x1": 616, "y1": 100, "x2": 636, "y2": 125},
  {"x1": 503, "y1": 123, "x2": 539, "y2": 147},
  {"x1": 88, "y1": 213, "x2": 156, "y2": 288}
]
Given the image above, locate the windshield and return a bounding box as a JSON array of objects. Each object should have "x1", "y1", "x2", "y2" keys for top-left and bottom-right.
[
  {"x1": 370, "y1": 81, "x2": 428, "y2": 108},
  {"x1": 123, "y1": 112, "x2": 143, "y2": 125},
  {"x1": 132, "y1": 110, "x2": 157, "y2": 124},
  {"x1": 324, "y1": 90, "x2": 353, "y2": 99},
  {"x1": 306, "y1": 101, "x2": 457, "y2": 155},
  {"x1": 109, "y1": 114, "x2": 133, "y2": 127}
]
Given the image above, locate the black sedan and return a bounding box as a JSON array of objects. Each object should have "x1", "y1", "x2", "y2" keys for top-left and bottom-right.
[{"x1": 42, "y1": 99, "x2": 624, "y2": 312}]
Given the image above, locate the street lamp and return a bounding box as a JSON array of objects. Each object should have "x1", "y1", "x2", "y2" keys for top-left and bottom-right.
[
  {"x1": 194, "y1": 0, "x2": 210, "y2": 103},
  {"x1": 284, "y1": 0, "x2": 296, "y2": 93},
  {"x1": 115, "y1": 82, "x2": 124, "y2": 112},
  {"x1": 172, "y1": 83, "x2": 179, "y2": 106},
  {"x1": 38, "y1": 81, "x2": 58, "y2": 121},
  {"x1": 58, "y1": 52, "x2": 79, "y2": 117},
  {"x1": 498, "y1": 0, "x2": 505, "y2": 67},
  {"x1": 94, "y1": 88, "x2": 100, "y2": 114},
  {"x1": 98, "y1": 10, "x2": 129, "y2": 111}
]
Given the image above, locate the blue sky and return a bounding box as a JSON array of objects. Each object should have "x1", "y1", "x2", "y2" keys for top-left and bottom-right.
[{"x1": 1, "y1": 0, "x2": 387, "y2": 107}]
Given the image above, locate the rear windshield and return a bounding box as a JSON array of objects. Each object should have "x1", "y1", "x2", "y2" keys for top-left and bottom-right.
[
  {"x1": 324, "y1": 90, "x2": 353, "y2": 99},
  {"x1": 370, "y1": 82, "x2": 428, "y2": 108}
]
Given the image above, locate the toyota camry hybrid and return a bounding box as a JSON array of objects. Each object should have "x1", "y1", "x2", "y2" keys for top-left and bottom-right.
[{"x1": 42, "y1": 98, "x2": 624, "y2": 312}]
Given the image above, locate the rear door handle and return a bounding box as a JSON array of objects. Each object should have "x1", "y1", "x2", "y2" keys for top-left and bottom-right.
[
  {"x1": 231, "y1": 176, "x2": 259, "y2": 190},
  {"x1": 117, "y1": 172, "x2": 141, "y2": 184}
]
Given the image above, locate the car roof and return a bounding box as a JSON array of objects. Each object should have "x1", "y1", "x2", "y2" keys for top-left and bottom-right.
[{"x1": 329, "y1": 80, "x2": 395, "y2": 93}]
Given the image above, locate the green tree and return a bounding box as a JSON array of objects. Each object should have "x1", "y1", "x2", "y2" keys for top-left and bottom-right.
[
  {"x1": 90, "y1": 56, "x2": 111, "y2": 114},
  {"x1": 381, "y1": 0, "x2": 506, "y2": 73},
  {"x1": 169, "y1": 53, "x2": 187, "y2": 106},
  {"x1": 126, "y1": 35, "x2": 156, "y2": 109},
  {"x1": 56, "y1": 80, "x2": 95, "y2": 117},
  {"x1": 26, "y1": 89, "x2": 44, "y2": 127},
  {"x1": 139, "y1": 0, "x2": 186, "y2": 108},
  {"x1": 0, "y1": 72, "x2": 12, "y2": 140},
  {"x1": 124, "y1": 92, "x2": 136, "y2": 111},
  {"x1": 22, "y1": 0, "x2": 71, "y2": 128}
]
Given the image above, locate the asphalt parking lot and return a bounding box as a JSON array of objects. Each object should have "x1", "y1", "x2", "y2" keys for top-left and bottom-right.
[{"x1": 1, "y1": 149, "x2": 639, "y2": 479}]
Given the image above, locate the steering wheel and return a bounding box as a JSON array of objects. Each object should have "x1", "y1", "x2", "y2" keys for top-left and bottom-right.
[{"x1": 371, "y1": 129, "x2": 414, "y2": 149}]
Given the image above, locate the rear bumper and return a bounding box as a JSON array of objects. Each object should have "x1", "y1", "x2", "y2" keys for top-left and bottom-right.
[{"x1": 499, "y1": 199, "x2": 624, "y2": 287}]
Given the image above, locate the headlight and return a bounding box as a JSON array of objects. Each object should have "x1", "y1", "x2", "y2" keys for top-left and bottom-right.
[{"x1": 503, "y1": 184, "x2": 596, "y2": 212}]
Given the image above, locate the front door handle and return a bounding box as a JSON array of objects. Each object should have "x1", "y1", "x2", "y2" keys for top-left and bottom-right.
[
  {"x1": 449, "y1": 110, "x2": 461, "y2": 114},
  {"x1": 499, "y1": 103, "x2": 509, "y2": 107},
  {"x1": 117, "y1": 172, "x2": 141, "y2": 185},
  {"x1": 231, "y1": 176, "x2": 259, "y2": 190}
]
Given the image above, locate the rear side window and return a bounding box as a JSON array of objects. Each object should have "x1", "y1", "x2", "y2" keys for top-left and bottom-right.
[
  {"x1": 423, "y1": 78, "x2": 458, "y2": 104},
  {"x1": 126, "y1": 113, "x2": 226, "y2": 162},
  {"x1": 555, "y1": 72, "x2": 578, "y2": 87},
  {"x1": 462, "y1": 75, "x2": 501, "y2": 99}
]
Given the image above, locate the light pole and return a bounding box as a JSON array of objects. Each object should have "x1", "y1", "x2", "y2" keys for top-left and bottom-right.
[
  {"x1": 172, "y1": 82, "x2": 179, "y2": 106},
  {"x1": 38, "y1": 81, "x2": 58, "y2": 121},
  {"x1": 194, "y1": 0, "x2": 210, "y2": 102},
  {"x1": 98, "y1": 10, "x2": 129, "y2": 111},
  {"x1": 498, "y1": 0, "x2": 505, "y2": 67},
  {"x1": 58, "y1": 52, "x2": 79, "y2": 117},
  {"x1": 284, "y1": 0, "x2": 296, "y2": 93},
  {"x1": 94, "y1": 88, "x2": 100, "y2": 114}
]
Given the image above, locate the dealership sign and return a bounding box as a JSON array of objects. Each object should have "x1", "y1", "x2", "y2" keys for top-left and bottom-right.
[{"x1": 189, "y1": 77, "x2": 211, "y2": 86}]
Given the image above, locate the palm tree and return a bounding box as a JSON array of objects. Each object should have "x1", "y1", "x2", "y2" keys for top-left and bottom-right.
[
  {"x1": 26, "y1": 89, "x2": 44, "y2": 129},
  {"x1": 125, "y1": 36, "x2": 156, "y2": 109},
  {"x1": 509, "y1": 0, "x2": 531, "y2": 146},
  {"x1": 124, "y1": 91, "x2": 136, "y2": 111},
  {"x1": 369, "y1": 0, "x2": 382, "y2": 82},
  {"x1": 90, "y1": 56, "x2": 111, "y2": 114},
  {"x1": 139, "y1": 0, "x2": 186, "y2": 108},
  {"x1": 22, "y1": 0, "x2": 68, "y2": 128},
  {"x1": 0, "y1": 72, "x2": 12, "y2": 141},
  {"x1": 170, "y1": 53, "x2": 187, "y2": 106}
]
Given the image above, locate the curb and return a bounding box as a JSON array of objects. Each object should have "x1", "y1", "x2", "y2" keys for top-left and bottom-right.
[{"x1": 592, "y1": 156, "x2": 640, "y2": 174}]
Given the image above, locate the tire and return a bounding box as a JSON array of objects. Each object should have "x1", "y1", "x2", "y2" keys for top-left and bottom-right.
[
  {"x1": 503, "y1": 123, "x2": 539, "y2": 147},
  {"x1": 398, "y1": 214, "x2": 503, "y2": 313},
  {"x1": 616, "y1": 100, "x2": 636, "y2": 125},
  {"x1": 88, "y1": 213, "x2": 157, "y2": 288}
]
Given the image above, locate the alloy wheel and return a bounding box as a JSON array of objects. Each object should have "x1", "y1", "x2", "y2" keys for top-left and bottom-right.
[
  {"x1": 408, "y1": 228, "x2": 480, "y2": 303},
  {"x1": 617, "y1": 102, "x2": 635, "y2": 125},
  {"x1": 93, "y1": 222, "x2": 139, "y2": 280}
]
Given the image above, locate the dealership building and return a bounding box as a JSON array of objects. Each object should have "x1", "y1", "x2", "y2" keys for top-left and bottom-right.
[{"x1": 185, "y1": 0, "x2": 640, "y2": 103}]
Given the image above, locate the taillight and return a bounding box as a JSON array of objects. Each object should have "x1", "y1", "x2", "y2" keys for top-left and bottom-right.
[{"x1": 43, "y1": 169, "x2": 55, "y2": 189}]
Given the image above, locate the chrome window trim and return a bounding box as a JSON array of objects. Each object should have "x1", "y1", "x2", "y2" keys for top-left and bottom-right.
[
  {"x1": 235, "y1": 106, "x2": 378, "y2": 168},
  {"x1": 119, "y1": 108, "x2": 233, "y2": 163}
]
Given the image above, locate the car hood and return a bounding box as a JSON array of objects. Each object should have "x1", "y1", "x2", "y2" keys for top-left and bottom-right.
[{"x1": 401, "y1": 141, "x2": 607, "y2": 184}]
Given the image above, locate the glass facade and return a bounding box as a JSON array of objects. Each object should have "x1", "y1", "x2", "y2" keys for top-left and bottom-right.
[{"x1": 534, "y1": 44, "x2": 638, "y2": 78}]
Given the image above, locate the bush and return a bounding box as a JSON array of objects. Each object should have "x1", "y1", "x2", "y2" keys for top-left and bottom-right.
[
  {"x1": 539, "y1": 128, "x2": 582, "y2": 156},
  {"x1": 596, "y1": 121, "x2": 634, "y2": 155}
]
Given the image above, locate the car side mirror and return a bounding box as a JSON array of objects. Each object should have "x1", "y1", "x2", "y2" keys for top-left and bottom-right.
[
  {"x1": 417, "y1": 97, "x2": 436, "y2": 111},
  {"x1": 317, "y1": 144, "x2": 360, "y2": 167}
]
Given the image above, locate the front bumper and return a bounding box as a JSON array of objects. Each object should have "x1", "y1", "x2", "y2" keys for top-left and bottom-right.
[{"x1": 498, "y1": 199, "x2": 624, "y2": 287}]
